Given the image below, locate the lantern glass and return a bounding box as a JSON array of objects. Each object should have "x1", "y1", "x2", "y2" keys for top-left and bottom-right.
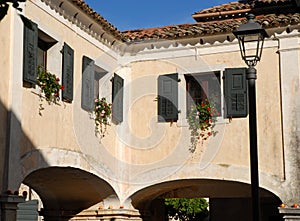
[
  {"x1": 233, "y1": 14, "x2": 268, "y2": 67},
  {"x1": 237, "y1": 32, "x2": 265, "y2": 67}
]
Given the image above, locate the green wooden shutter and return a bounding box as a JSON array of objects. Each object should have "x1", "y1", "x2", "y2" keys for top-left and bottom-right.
[
  {"x1": 158, "y1": 73, "x2": 178, "y2": 122},
  {"x1": 224, "y1": 68, "x2": 248, "y2": 118},
  {"x1": 112, "y1": 73, "x2": 124, "y2": 124},
  {"x1": 81, "y1": 56, "x2": 95, "y2": 111},
  {"x1": 22, "y1": 17, "x2": 38, "y2": 84},
  {"x1": 62, "y1": 43, "x2": 74, "y2": 102}
]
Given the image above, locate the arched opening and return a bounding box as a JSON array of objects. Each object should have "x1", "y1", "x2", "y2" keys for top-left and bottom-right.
[
  {"x1": 22, "y1": 167, "x2": 117, "y2": 220},
  {"x1": 130, "y1": 179, "x2": 282, "y2": 221}
]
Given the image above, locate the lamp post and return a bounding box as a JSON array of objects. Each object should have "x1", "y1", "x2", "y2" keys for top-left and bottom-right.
[{"x1": 233, "y1": 14, "x2": 268, "y2": 221}]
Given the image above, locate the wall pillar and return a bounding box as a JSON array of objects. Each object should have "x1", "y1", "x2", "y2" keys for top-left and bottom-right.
[
  {"x1": 0, "y1": 194, "x2": 24, "y2": 221},
  {"x1": 279, "y1": 208, "x2": 300, "y2": 221},
  {"x1": 278, "y1": 35, "x2": 300, "y2": 204}
]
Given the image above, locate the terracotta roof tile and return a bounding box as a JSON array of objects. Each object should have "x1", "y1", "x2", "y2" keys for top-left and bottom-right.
[
  {"x1": 68, "y1": 0, "x2": 300, "y2": 43},
  {"x1": 192, "y1": 0, "x2": 295, "y2": 22},
  {"x1": 122, "y1": 0, "x2": 300, "y2": 42},
  {"x1": 122, "y1": 12, "x2": 300, "y2": 41},
  {"x1": 193, "y1": 2, "x2": 251, "y2": 15},
  {"x1": 70, "y1": 0, "x2": 124, "y2": 40},
  {"x1": 194, "y1": 0, "x2": 293, "y2": 16}
]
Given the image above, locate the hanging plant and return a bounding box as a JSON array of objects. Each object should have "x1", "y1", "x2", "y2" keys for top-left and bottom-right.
[
  {"x1": 37, "y1": 66, "x2": 64, "y2": 115},
  {"x1": 94, "y1": 97, "x2": 112, "y2": 138},
  {"x1": 188, "y1": 99, "x2": 218, "y2": 153}
]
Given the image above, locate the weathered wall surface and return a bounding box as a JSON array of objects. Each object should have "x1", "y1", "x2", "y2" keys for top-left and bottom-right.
[
  {"x1": 277, "y1": 35, "x2": 300, "y2": 204},
  {"x1": 116, "y1": 44, "x2": 284, "y2": 202},
  {"x1": 1, "y1": 0, "x2": 299, "y2": 216}
]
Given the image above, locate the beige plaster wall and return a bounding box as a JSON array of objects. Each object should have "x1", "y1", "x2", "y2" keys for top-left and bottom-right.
[
  {"x1": 209, "y1": 47, "x2": 284, "y2": 178},
  {"x1": 19, "y1": 0, "x2": 119, "y2": 178},
  {"x1": 0, "y1": 9, "x2": 12, "y2": 109},
  {"x1": 8, "y1": 0, "x2": 285, "y2": 204},
  {"x1": 90, "y1": 45, "x2": 283, "y2": 204},
  {"x1": 122, "y1": 46, "x2": 283, "y2": 184}
]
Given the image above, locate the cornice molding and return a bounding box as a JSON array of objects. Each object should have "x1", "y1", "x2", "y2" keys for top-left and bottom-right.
[{"x1": 40, "y1": 0, "x2": 123, "y2": 49}]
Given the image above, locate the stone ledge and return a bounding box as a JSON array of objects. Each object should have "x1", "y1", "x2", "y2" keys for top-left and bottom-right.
[
  {"x1": 279, "y1": 208, "x2": 300, "y2": 221},
  {"x1": 70, "y1": 209, "x2": 142, "y2": 221},
  {"x1": 279, "y1": 208, "x2": 300, "y2": 215},
  {"x1": 0, "y1": 195, "x2": 25, "y2": 204}
]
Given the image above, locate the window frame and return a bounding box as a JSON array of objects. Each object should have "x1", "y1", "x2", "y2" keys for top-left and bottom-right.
[
  {"x1": 185, "y1": 71, "x2": 222, "y2": 117},
  {"x1": 94, "y1": 66, "x2": 109, "y2": 100},
  {"x1": 37, "y1": 39, "x2": 48, "y2": 70},
  {"x1": 177, "y1": 66, "x2": 226, "y2": 126},
  {"x1": 37, "y1": 29, "x2": 57, "y2": 71}
]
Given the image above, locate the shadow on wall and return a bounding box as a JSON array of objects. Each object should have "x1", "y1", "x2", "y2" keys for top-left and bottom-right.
[{"x1": 0, "y1": 98, "x2": 116, "y2": 220}]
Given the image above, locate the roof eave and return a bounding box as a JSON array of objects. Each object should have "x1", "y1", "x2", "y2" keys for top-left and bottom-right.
[{"x1": 192, "y1": 8, "x2": 251, "y2": 22}]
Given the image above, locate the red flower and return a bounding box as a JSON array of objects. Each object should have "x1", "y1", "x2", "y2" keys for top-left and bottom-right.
[
  {"x1": 207, "y1": 132, "x2": 212, "y2": 136},
  {"x1": 207, "y1": 107, "x2": 211, "y2": 111},
  {"x1": 56, "y1": 77, "x2": 60, "y2": 81},
  {"x1": 61, "y1": 85, "x2": 65, "y2": 91},
  {"x1": 201, "y1": 102, "x2": 205, "y2": 107}
]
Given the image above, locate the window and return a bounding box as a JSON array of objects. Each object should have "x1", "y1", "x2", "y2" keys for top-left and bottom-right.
[
  {"x1": 157, "y1": 73, "x2": 178, "y2": 122},
  {"x1": 81, "y1": 56, "x2": 95, "y2": 111},
  {"x1": 62, "y1": 43, "x2": 74, "y2": 102},
  {"x1": 37, "y1": 43, "x2": 46, "y2": 69},
  {"x1": 22, "y1": 17, "x2": 38, "y2": 85},
  {"x1": 94, "y1": 72, "x2": 101, "y2": 99},
  {"x1": 22, "y1": 15, "x2": 57, "y2": 86},
  {"x1": 37, "y1": 30, "x2": 57, "y2": 70},
  {"x1": 185, "y1": 72, "x2": 221, "y2": 116},
  {"x1": 94, "y1": 68, "x2": 107, "y2": 99},
  {"x1": 81, "y1": 56, "x2": 109, "y2": 111},
  {"x1": 223, "y1": 68, "x2": 248, "y2": 118},
  {"x1": 112, "y1": 73, "x2": 124, "y2": 124}
]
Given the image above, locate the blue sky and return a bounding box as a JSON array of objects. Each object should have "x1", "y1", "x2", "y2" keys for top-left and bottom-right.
[{"x1": 84, "y1": 0, "x2": 231, "y2": 31}]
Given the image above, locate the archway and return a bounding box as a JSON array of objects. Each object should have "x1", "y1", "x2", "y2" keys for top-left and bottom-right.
[
  {"x1": 23, "y1": 167, "x2": 117, "y2": 220},
  {"x1": 130, "y1": 179, "x2": 282, "y2": 221}
]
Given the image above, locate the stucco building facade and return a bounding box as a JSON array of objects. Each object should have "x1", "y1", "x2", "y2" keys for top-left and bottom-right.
[{"x1": 0, "y1": 0, "x2": 299, "y2": 220}]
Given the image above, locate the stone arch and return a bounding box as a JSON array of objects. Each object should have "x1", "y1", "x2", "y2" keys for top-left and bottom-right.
[
  {"x1": 129, "y1": 179, "x2": 282, "y2": 221},
  {"x1": 23, "y1": 167, "x2": 117, "y2": 220},
  {"x1": 19, "y1": 147, "x2": 119, "y2": 220},
  {"x1": 20, "y1": 147, "x2": 117, "y2": 188},
  {"x1": 123, "y1": 162, "x2": 284, "y2": 202},
  {"x1": 130, "y1": 179, "x2": 280, "y2": 207}
]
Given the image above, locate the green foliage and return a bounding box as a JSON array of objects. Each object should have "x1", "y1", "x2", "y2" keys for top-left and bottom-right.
[
  {"x1": 37, "y1": 66, "x2": 64, "y2": 115},
  {"x1": 94, "y1": 97, "x2": 112, "y2": 138},
  {"x1": 187, "y1": 99, "x2": 218, "y2": 152},
  {"x1": 37, "y1": 66, "x2": 64, "y2": 103},
  {"x1": 165, "y1": 198, "x2": 209, "y2": 221}
]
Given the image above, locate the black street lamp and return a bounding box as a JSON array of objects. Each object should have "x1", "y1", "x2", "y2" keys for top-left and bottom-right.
[{"x1": 233, "y1": 14, "x2": 268, "y2": 221}]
